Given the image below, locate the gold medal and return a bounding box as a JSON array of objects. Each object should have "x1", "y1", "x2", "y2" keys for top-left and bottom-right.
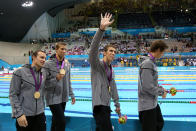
[
  {"x1": 34, "y1": 91, "x2": 40, "y2": 99},
  {"x1": 109, "y1": 86, "x2": 111, "y2": 92},
  {"x1": 60, "y1": 69, "x2": 66, "y2": 75}
]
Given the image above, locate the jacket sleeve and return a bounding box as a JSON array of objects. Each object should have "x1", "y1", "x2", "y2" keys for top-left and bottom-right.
[
  {"x1": 42, "y1": 62, "x2": 58, "y2": 89},
  {"x1": 89, "y1": 29, "x2": 104, "y2": 69},
  {"x1": 140, "y1": 62, "x2": 164, "y2": 96},
  {"x1": 111, "y1": 72, "x2": 120, "y2": 108},
  {"x1": 68, "y1": 64, "x2": 74, "y2": 99},
  {"x1": 9, "y1": 69, "x2": 24, "y2": 118}
]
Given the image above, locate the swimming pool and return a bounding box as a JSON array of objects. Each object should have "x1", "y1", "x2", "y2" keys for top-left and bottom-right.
[{"x1": 0, "y1": 66, "x2": 196, "y2": 122}]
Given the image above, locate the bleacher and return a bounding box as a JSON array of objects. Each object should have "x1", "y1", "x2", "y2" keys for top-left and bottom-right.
[
  {"x1": 152, "y1": 11, "x2": 196, "y2": 27},
  {"x1": 117, "y1": 11, "x2": 196, "y2": 29},
  {"x1": 117, "y1": 13, "x2": 153, "y2": 29}
]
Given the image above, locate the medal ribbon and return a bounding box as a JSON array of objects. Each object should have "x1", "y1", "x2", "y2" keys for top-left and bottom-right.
[
  {"x1": 103, "y1": 61, "x2": 112, "y2": 85},
  {"x1": 56, "y1": 56, "x2": 65, "y2": 70},
  {"x1": 30, "y1": 68, "x2": 42, "y2": 91},
  {"x1": 149, "y1": 53, "x2": 155, "y2": 60}
]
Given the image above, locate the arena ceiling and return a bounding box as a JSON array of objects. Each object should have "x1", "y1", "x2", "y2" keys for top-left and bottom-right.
[
  {"x1": 0, "y1": 0, "x2": 90, "y2": 42},
  {"x1": 0, "y1": 0, "x2": 195, "y2": 43}
]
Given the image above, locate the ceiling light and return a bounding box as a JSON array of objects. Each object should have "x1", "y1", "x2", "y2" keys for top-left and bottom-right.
[
  {"x1": 0, "y1": 9, "x2": 4, "y2": 15},
  {"x1": 0, "y1": 12, "x2": 4, "y2": 15},
  {"x1": 22, "y1": 1, "x2": 34, "y2": 7}
]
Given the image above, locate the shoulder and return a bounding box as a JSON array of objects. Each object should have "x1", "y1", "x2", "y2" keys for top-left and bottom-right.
[
  {"x1": 141, "y1": 59, "x2": 154, "y2": 69},
  {"x1": 45, "y1": 59, "x2": 55, "y2": 66},
  {"x1": 13, "y1": 66, "x2": 26, "y2": 76}
]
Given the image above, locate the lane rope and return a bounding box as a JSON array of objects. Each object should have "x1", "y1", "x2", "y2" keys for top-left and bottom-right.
[{"x1": 0, "y1": 97, "x2": 195, "y2": 104}]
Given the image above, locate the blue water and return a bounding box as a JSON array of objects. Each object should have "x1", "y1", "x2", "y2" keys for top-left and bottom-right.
[{"x1": 0, "y1": 66, "x2": 196, "y2": 122}]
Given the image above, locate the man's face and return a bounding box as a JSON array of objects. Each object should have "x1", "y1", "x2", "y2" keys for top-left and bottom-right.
[
  {"x1": 155, "y1": 49, "x2": 165, "y2": 58},
  {"x1": 104, "y1": 47, "x2": 116, "y2": 62},
  {"x1": 56, "y1": 45, "x2": 66, "y2": 58},
  {"x1": 33, "y1": 52, "x2": 46, "y2": 68}
]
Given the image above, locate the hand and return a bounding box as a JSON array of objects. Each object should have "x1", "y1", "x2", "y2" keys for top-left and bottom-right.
[
  {"x1": 115, "y1": 107, "x2": 121, "y2": 115},
  {"x1": 56, "y1": 74, "x2": 64, "y2": 81},
  {"x1": 162, "y1": 88, "x2": 167, "y2": 98},
  {"x1": 71, "y1": 98, "x2": 76, "y2": 105},
  {"x1": 100, "y1": 13, "x2": 114, "y2": 30},
  {"x1": 17, "y1": 115, "x2": 28, "y2": 127},
  {"x1": 159, "y1": 85, "x2": 163, "y2": 88}
]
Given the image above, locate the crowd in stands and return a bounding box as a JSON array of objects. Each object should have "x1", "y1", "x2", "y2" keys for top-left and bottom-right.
[
  {"x1": 185, "y1": 58, "x2": 196, "y2": 66},
  {"x1": 41, "y1": 32, "x2": 195, "y2": 56},
  {"x1": 117, "y1": 56, "x2": 196, "y2": 67},
  {"x1": 67, "y1": 56, "x2": 196, "y2": 68},
  {"x1": 42, "y1": 42, "x2": 88, "y2": 56},
  {"x1": 38, "y1": 31, "x2": 195, "y2": 68},
  {"x1": 27, "y1": 10, "x2": 196, "y2": 68}
]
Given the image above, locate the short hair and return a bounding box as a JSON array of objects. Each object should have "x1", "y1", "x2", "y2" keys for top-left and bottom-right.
[
  {"x1": 103, "y1": 44, "x2": 116, "y2": 52},
  {"x1": 55, "y1": 42, "x2": 67, "y2": 50},
  {"x1": 150, "y1": 40, "x2": 168, "y2": 52},
  {"x1": 32, "y1": 50, "x2": 45, "y2": 61}
]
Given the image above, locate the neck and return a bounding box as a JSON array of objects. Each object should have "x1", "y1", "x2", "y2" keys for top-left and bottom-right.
[
  {"x1": 56, "y1": 54, "x2": 64, "y2": 61},
  {"x1": 149, "y1": 52, "x2": 156, "y2": 59},
  {"x1": 31, "y1": 63, "x2": 40, "y2": 71},
  {"x1": 103, "y1": 57, "x2": 111, "y2": 65}
]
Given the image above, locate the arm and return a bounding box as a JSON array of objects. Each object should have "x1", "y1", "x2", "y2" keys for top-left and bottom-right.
[
  {"x1": 42, "y1": 62, "x2": 58, "y2": 88},
  {"x1": 9, "y1": 69, "x2": 24, "y2": 118},
  {"x1": 9, "y1": 70, "x2": 29, "y2": 127},
  {"x1": 111, "y1": 73, "x2": 120, "y2": 114},
  {"x1": 67, "y1": 64, "x2": 75, "y2": 104},
  {"x1": 112, "y1": 82, "x2": 120, "y2": 108},
  {"x1": 140, "y1": 66, "x2": 164, "y2": 96},
  {"x1": 68, "y1": 65, "x2": 74, "y2": 99},
  {"x1": 89, "y1": 13, "x2": 114, "y2": 69},
  {"x1": 89, "y1": 29, "x2": 104, "y2": 69}
]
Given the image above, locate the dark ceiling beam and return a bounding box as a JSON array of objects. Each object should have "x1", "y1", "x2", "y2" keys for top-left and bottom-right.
[{"x1": 0, "y1": 0, "x2": 90, "y2": 42}]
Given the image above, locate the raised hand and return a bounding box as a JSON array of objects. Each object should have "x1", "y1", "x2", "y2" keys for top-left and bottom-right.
[{"x1": 100, "y1": 13, "x2": 114, "y2": 30}]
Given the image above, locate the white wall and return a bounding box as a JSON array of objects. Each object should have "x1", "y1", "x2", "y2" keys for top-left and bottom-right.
[{"x1": 0, "y1": 41, "x2": 42, "y2": 64}]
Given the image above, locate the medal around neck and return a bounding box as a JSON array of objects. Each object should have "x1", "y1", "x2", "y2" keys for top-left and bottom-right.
[
  {"x1": 109, "y1": 86, "x2": 111, "y2": 92},
  {"x1": 60, "y1": 69, "x2": 66, "y2": 75},
  {"x1": 34, "y1": 91, "x2": 40, "y2": 99}
]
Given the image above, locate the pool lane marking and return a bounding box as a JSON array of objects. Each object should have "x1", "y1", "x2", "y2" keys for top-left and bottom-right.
[{"x1": 70, "y1": 79, "x2": 196, "y2": 82}]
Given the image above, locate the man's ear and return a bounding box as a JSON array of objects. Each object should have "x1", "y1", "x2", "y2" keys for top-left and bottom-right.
[
  {"x1": 103, "y1": 51, "x2": 106, "y2": 57},
  {"x1": 32, "y1": 56, "x2": 36, "y2": 61}
]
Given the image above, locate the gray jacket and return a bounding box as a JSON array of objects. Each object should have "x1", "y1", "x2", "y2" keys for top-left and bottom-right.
[
  {"x1": 42, "y1": 54, "x2": 74, "y2": 106},
  {"x1": 9, "y1": 64, "x2": 45, "y2": 118},
  {"x1": 89, "y1": 29, "x2": 120, "y2": 109},
  {"x1": 138, "y1": 56, "x2": 164, "y2": 111}
]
